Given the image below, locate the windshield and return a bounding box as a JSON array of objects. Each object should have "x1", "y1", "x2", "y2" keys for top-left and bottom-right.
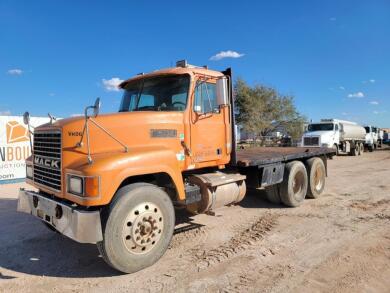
[
  {"x1": 307, "y1": 123, "x2": 334, "y2": 132},
  {"x1": 119, "y1": 75, "x2": 190, "y2": 112},
  {"x1": 364, "y1": 126, "x2": 370, "y2": 133}
]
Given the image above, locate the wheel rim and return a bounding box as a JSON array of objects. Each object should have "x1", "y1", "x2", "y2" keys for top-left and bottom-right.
[
  {"x1": 292, "y1": 171, "x2": 305, "y2": 195},
  {"x1": 313, "y1": 166, "x2": 324, "y2": 191},
  {"x1": 122, "y1": 202, "x2": 164, "y2": 255}
]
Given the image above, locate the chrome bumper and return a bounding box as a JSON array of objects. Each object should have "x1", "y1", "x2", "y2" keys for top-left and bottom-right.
[{"x1": 17, "y1": 189, "x2": 103, "y2": 244}]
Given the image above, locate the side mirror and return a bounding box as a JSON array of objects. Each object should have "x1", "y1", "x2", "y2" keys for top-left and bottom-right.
[
  {"x1": 216, "y1": 76, "x2": 229, "y2": 106},
  {"x1": 93, "y1": 98, "x2": 101, "y2": 117},
  {"x1": 23, "y1": 111, "x2": 30, "y2": 125}
]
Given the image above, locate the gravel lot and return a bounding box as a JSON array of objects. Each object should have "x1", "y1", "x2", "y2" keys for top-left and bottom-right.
[{"x1": 1, "y1": 148, "x2": 389, "y2": 293}]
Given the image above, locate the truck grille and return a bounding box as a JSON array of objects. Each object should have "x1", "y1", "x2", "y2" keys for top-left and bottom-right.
[
  {"x1": 33, "y1": 130, "x2": 62, "y2": 191},
  {"x1": 304, "y1": 137, "x2": 319, "y2": 146}
]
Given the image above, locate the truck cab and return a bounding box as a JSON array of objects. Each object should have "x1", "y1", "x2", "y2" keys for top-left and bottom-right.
[
  {"x1": 302, "y1": 120, "x2": 340, "y2": 150},
  {"x1": 364, "y1": 125, "x2": 378, "y2": 151}
]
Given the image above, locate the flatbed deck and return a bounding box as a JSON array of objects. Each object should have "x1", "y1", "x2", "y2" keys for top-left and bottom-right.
[{"x1": 235, "y1": 147, "x2": 335, "y2": 167}]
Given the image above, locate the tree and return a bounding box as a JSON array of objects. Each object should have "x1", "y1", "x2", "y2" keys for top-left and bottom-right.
[{"x1": 234, "y1": 78, "x2": 306, "y2": 144}]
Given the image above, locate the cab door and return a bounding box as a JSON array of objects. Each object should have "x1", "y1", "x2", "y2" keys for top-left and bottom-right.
[{"x1": 190, "y1": 80, "x2": 227, "y2": 165}]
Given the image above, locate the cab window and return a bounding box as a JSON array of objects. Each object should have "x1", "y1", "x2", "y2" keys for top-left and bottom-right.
[{"x1": 194, "y1": 82, "x2": 218, "y2": 113}]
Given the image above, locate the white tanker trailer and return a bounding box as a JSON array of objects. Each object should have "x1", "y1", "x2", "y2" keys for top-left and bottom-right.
[{"x1": 301, "y1": 119, "x2": 366, "y2": 156}]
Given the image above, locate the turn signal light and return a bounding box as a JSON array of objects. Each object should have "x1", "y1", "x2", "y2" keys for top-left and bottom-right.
[{"x1": 85, "y1": 177, "x2": 99, "y2": 197}]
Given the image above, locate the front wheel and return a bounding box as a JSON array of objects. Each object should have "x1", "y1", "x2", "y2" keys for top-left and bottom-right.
[
  {"x1": 98, "y1": 183, "x2": 175, "y2": 273},
  {"x1": 332, "y1": 144, "x2": 339, "y2": 156}
]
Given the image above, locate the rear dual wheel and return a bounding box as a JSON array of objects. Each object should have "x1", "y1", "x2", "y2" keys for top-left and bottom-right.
[
  {"x1": 280, "y1": 161, "x2": 308, "y2": 207},
  {"x1": 358, "y1": 143, "x2": 364, "y2": 156},
  {"x1": 265, "y1": 161, "x2": 308, "y2": 207},
  {"x1": 265, "y1": 159, "x2": 326, "y2": 206},
  {"x1": 265, "y1": 184, "x2": 281, "y2": 204},
  {"x1": 306, "y1": 158, "x2": 326, "y2": 199},
  {"x1": 97, "y1": 183, "x2": 175, "y2": 273},
  {"x1": 351, "y1": 146, "x2": 358, "y2": 156}
]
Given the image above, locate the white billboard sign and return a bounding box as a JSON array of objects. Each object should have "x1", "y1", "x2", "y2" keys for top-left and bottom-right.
[{"x1": 0, "y1": 116, "x2": 51, "y2": 182}]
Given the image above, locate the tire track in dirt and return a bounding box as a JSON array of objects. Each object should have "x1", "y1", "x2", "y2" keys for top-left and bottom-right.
[
  {"x1": 192, "y1": 214, "x2": 277, "y2": 271},
  {"x1": 127, "y1": 214, "x2": 277, "y2": 292},
  {"x1": 169, "y1": 224, "x2": 207, "y2": 249}
]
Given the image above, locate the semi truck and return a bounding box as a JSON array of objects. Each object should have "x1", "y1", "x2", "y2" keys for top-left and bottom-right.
[
  {"x1": 17, "y1": 61, "x2": 335, "y2": 273},
  {"x1": 301, "y1": 119, "x2": 366, "y2": 156},
  {"x1": 364, "y1": 125, "x2": 379, "y2": 152}
]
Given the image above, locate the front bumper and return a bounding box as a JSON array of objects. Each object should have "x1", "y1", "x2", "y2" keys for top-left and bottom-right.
[{"x1": 17, "y1": 189, "x2": 103, "y2": 244}]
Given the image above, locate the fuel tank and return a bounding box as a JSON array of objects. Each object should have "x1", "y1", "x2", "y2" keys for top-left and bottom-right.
[{"x1": 186, "y1": 172, "x2": 246, "y2": 214}]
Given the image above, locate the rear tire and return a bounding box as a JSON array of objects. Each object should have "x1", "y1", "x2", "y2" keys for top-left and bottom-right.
[
  {"x1": 280, "y1": 161, "x2": 308, "y2": 207},
  {"x1": 306, "y1": 158, "x2": 326, "y2": 199},
  {"x1": 368, "y1": 145, "x2": 374, "y2": 152},
  {"x1": 265, "y1": 185, "x2": 281, "y2": 204},
  {"x1": 97, "y1": 183, "x2": 175, "y2": 274},
  {"x1": 359, "y1": 143, "x2": 364, "y2": 155},
  {"x1": 350, "y1": 146, "x2": 358, "y2": 156}
]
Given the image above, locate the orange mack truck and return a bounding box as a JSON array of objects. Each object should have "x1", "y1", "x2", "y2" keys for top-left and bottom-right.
[{"x1": 17, "y1": 60, "x2": 335, "y2": 273}]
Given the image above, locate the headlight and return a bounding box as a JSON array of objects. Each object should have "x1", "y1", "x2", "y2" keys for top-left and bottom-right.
[
  {"x1": 26, "y1": 165, "x2": 33, "y2": 179},
  {"x1": 66, "y1": 174, "x2": 99, "y2": 197},
  {"x1": 68, "y1": 175, "x2": 84, "y2": 195}
]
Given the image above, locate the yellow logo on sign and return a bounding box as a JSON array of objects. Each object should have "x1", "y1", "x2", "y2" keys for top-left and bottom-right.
[{"x1": 6, "y1": 121, "x2": 29, "y2": 143}]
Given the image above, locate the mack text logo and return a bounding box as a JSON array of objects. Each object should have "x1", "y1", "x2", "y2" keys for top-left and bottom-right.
[{"x1": 34, "y1": 155, "x2": 61, "y2": 169}]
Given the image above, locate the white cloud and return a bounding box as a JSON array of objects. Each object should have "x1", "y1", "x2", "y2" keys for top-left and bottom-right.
[
  {"x1": 363, "y1": 79, "x2": 376, "y2": 84},
  {"x1": 7, "y1": 68, "x2": 23, "y2": 75},
  {"x1": 102, "y1": 77, "x2": 124, "y2": 92},
  {"x1": 369, "y1": 101, "x2": 379, "y2": 105},
  {"x1": 49, "y1": 92, "x2": 56, "y2": 97},
  {"x1": 347, "y1": 92, "x2": 364, "y2": 98},
  {"x1": 341, "y1": 112, "x2": 348, "y2": 116},
  {"x1": 70, "y1": 113, "x2": 83, "y2": 117},
  {"x1": 0, "y1": 110, "x2": 11, "y2": 115},
  {"x1": 210, "y1": 50, "x2": 245, "y2": 61},
  {"x1": 339, "y1": 86, "x2": 345, "y2": 90},
  {"x1": 329, "y1": 17, "x2": 337, "y2": 21},
  {"x1": 373, "y1": 110, "x2": 386, "y2": 115}
]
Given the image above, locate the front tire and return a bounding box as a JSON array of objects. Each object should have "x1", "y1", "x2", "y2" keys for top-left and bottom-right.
[
  {"x1": 332, "y1": 144, "x2": 339, "y2": 156},
  {"x1": 98, "y1": 183, "x2": 175, "y2": 273}
]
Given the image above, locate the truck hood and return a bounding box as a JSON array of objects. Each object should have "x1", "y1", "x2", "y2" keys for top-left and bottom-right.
[
  {"x1": 34, "y1": 111, "x2": 185, "y2": 168},
  {"x1": 303, "y1": 131, "x2": 335, "y2": 139}
]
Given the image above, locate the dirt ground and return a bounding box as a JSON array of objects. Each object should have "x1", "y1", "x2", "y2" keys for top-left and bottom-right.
[{"x1": 1, "y1": 149, "x2": 389, "y2": 293}]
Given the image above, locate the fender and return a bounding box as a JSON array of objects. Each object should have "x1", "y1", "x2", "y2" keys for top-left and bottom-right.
[{"x1": 64, "y1": 145, "x2": 185, "y2": 206}]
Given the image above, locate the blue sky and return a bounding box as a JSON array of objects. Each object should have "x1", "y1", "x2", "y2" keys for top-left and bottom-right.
[{"x1": 1, "y1": 0, "x2": 389, "y2": 126}]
